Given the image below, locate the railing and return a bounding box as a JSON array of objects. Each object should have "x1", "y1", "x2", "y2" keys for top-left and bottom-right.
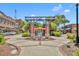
[{"x1": 0, "y1": 23, "x2": 15, "y2": 28}]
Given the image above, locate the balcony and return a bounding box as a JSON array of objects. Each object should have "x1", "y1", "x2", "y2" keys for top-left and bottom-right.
[{"x1": 0, "y1": 23, "x2": 16, "y2": 29}]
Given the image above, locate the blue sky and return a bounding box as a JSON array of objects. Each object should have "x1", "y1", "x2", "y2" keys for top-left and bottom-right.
[{"x1": 0, "y1": 3, "x2": 77, "y2": 24}]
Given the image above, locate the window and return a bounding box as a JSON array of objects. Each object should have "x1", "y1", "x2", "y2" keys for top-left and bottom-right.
[{"x1": 0, "y1": 18, "x2": 2, "y2": 23}]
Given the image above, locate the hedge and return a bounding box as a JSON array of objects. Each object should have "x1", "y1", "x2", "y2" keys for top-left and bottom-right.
[{"x1": 53, "y1": 31, "x2": 62, "y2": 37}]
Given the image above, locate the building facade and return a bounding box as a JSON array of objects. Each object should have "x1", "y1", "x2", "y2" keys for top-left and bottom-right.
[
  {"x1": 0, "y1": 11, "x2": 19, "y2": 33},
  {"x1": 64, "y1": 24, "x2": 79, "y2": 33}
]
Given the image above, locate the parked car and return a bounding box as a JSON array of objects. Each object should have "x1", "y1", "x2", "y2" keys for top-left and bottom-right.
[{"x1": 2, "y1": 32, "x2": 16, "y2": 36}]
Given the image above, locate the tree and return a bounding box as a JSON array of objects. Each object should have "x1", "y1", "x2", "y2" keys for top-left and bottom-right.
[
  {"x1": 53, "y1": 15, "x2": 69, "y2": 33},
  {"x1": 20, "y1": 21, "x2": 25, "y2": 29},
  {"x1": 35, "y1": 22, "x2": 43, "y2": 28},
  {"x1": 22, "y1": 21, "x2": 30, "y2": 31},
  {"x1": 46, "y1": 16, "x2": 57, "y2": 30},
  {"x1": 53, "y1": 15, "x2": 63, "y2": 26},
  {"x1": 53, "y1": 15, "x2": 69, "y2": 26},
  {"x1": 50, "y1": 22, "x2": 57, "y2": 31},
  {"x1": 61, "y1": 15, "x2": 70, "y2": 33}
]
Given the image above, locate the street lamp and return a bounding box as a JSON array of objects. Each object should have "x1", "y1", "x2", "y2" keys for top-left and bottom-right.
[{"x1": 75, "y1": 3, "x2": 79, "y2": 46}]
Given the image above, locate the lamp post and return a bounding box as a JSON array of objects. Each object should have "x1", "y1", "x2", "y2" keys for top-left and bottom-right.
[{"x1": 75, "y1": 3, "x2": 79, "y2": 46}]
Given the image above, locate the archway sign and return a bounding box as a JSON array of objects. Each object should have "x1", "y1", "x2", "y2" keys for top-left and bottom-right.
[{"x1": 25, "y1": 16, "x2": 55, "y2": 40}]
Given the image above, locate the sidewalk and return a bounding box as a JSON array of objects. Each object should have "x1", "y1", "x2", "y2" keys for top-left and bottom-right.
[{"x1": 6, "y1": 34, "x2": 69, "y2": 56}]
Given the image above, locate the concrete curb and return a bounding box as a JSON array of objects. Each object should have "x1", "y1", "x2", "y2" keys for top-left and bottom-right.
[{"x1": 7, "y1": 43, "x2": 21, "y2": 56}]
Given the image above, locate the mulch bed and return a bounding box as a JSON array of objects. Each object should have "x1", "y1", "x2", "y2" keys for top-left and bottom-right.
[
  {"x1": 59, "y1": 42, "x2": 79, "y2": 56},
  {"x1": 0, "y1": 43, "x2": 21, "y2": 56}
]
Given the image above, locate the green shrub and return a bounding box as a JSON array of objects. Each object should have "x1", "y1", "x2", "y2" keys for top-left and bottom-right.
[
  {"x1": 73, "y1": 49, "x2": 79, "y2": 56},
  {"x1": 22, "y1": 32, "x2": 30, "y2": 37},
  {"x1": 51, "y1": 22, "x2": 57, "y2": 31},
  {"x1": 67, "y1": 33, "x2": 76, "y2": 42},
  {"x1": 53, "y1": 31, "x2": 62, "y2": 37},
  {"x1": 0, "y1": 35, "x2": 5, "y2": 45}
]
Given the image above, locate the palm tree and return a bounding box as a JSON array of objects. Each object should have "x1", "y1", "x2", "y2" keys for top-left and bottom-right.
[
  {"x1": 22, "y1": 21, "x2": 30, "y2": 32},
  {"x1": 53, "y1": 15, "x2": 69, "y2": 33},
  {"x1": 53, "y1": 15, "x2": 63, "y2": 26},
  {"x1": 43, "y1": 15, "x2": 69, "y2": 34}
]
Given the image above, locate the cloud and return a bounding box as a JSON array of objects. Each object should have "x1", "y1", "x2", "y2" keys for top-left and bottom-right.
[
  {"x1": 64, "y1": 9, "x2": 70, "y2": 13},
  {"x1": 52, "y1": 4, "x2": 62, "y2": 11},
  {"x1": 31, "y1": 14, "x2": 35, "y2": 16}
]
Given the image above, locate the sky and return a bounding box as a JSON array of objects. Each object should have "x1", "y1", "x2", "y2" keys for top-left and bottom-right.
[{"x1": 0, "y1": 3, "x2": 78, "y2": 24}]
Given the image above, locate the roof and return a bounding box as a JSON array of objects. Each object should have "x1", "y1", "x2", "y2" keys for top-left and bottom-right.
[
  {"x1": 0, "y1": 11, "x2": 16, "y2": 23},
  {"x1": 25, "y1": 16, "x2": 55, "y2": 21}
]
